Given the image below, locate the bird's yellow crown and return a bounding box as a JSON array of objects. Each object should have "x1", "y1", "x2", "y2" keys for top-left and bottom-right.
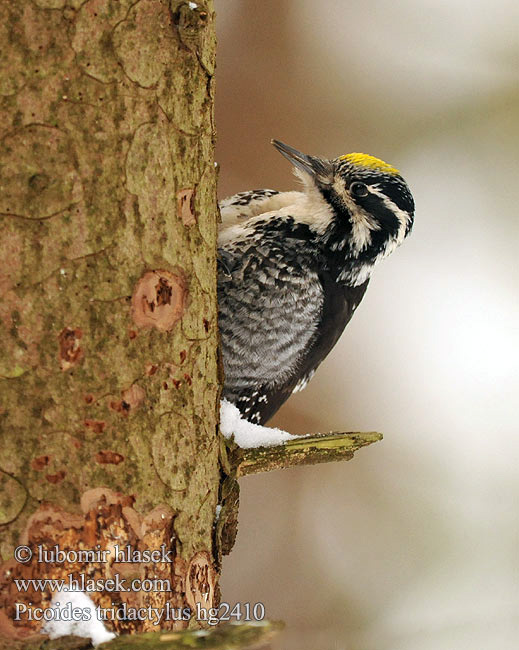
[{"x1": 339, "y1": 153, "x2": 400, "y2": 176}]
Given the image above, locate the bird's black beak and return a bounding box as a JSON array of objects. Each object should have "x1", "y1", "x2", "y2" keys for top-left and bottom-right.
[{"x1": 271, "y1": 140, "x2": 332, "y2": 184}]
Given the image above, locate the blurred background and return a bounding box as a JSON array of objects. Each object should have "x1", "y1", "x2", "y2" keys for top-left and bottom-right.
[{"x1": 214, "y1": 2, "x2": 518, "y2": 649}]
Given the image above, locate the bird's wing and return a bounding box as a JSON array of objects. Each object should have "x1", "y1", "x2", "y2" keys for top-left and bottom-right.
[
  {"x1": 289, "y1": 274, "x2": 370, "y2": 395},
  {"x1": 219, "y1": 189, "x2": 301, "y2": 231},
  {"x1": 260, "y1": 276, "x2": 369, "y2": 424}
]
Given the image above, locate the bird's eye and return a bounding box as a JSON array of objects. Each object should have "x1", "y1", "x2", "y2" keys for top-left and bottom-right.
[{"x1": 350, "y1": 182, "x2": 369, "y2": 198}]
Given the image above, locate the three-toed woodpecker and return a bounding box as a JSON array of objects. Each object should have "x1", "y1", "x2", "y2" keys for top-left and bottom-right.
[{"x1": 218, "y1": 140, "x2": 415, "y2": 425}]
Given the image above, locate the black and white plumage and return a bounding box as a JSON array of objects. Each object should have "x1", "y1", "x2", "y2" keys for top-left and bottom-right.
[{"x1": 218, "y1": 140, "x2": 415, "y2": 425}]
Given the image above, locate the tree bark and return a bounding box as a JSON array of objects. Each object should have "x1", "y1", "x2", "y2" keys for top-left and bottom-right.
[{"x1": 0, "y1": 0, "x2": 221, "y2": 643}]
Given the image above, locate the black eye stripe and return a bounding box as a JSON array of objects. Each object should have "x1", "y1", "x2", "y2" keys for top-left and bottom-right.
[
  {"x1": 355, "y1": 193, "x2": 401, "y2": 234},
  {"x1": 338, "y1": 167, "x2": 414, "y2": 217},
  {"x1": 373, "y1": 204, "x2": 400, "y2": 234},
  {"x1": 379, "y1": 179, "x2": 415, "y2": 215},
  {"x1": 319, "y1": 174, "x2": 413, "y2": 237}
]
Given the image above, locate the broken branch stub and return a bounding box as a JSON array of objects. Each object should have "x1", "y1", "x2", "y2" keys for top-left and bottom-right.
[{"x1": 234, "y1": 431, "x2": 383, "y2": 476}]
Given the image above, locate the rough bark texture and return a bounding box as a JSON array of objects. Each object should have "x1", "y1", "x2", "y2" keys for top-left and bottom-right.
[{"x1": 0, "y1": 0, "x2": 220, "y2": 643}]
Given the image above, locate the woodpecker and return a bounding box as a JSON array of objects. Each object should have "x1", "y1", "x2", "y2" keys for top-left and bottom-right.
[{"x1": 218, "y1": 140, "x2": 415, "y2": 425}]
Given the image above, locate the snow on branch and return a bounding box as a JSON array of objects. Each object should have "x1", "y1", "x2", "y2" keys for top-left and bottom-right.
[{"x1": 220, "y1": 400, "x2": 299, "y2": 448}]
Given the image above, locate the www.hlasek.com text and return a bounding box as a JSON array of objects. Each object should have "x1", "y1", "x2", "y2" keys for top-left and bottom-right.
[{"x1": 15, "y1": 573, "x2": 171, "y2": 594}]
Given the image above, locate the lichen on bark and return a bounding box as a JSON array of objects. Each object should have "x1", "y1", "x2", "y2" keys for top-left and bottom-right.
[{"x1": 0, "y1": 0, "x2": 219, "y2": 642}]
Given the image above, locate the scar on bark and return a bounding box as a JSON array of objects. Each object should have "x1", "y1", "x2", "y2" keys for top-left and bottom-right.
[
  {"x1": 45, "y1": 470, "x2": 66, "y2": 484},
  {"x1": 177, "y1": 188, "x2": 196, "y2": 226},
  {"x1": 58, "y1": 327, "x2": 83, "y2": 370},
  {"x1": 95, "y1": 450, "x2": 124, "y2": 465},
  {"x1": 31, "y1": 456, "x2": 50, "y2": 471},
  {"x1": 0, "y1": 490, "x2": 179, "y2": 638},
  {"x1": 110, "y1": 384, "x2": 146, "y2": 416},
  {"x1": 185, "y1": 551, "x2": 217, "y2": 611},
  {"x1": 131, "y1": 270, "x2": 186, "y2": 331},
  {"x1": 84, "y1": 419, "x2": 106, "y2": 433},
  {"x1": 145, "y1": 363, "x2": 158, "y2": 376}
]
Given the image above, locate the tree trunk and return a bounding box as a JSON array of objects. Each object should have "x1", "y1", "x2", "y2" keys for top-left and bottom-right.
[{"x1": 0, "y1": 0, "x2": 221, "y2": 643}]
